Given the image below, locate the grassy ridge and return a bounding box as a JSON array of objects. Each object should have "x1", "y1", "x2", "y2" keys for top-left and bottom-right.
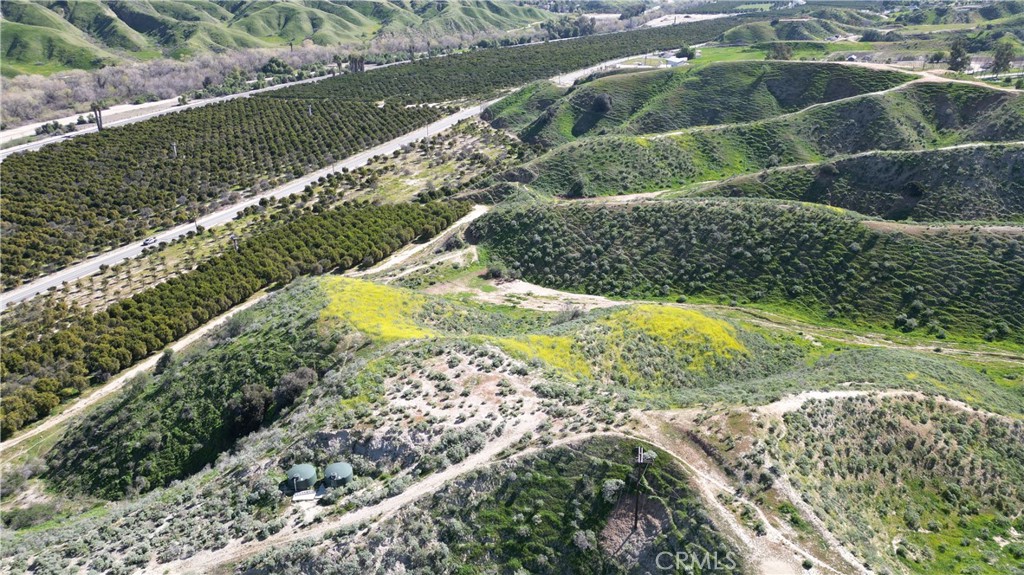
[
  {"x1": 697, "y1": 145, "x2": 1024, "y2": 222},
  {"x1": 496, "y1": 62, "x2": 913, "y2": 146},
  {"x1": 470, "y1": 199, "x2": 1024, "y2": 342},
  {"x1": 520, "y1": 82, "x2": 1024, "y2": 198},
  {"x1": 721, "y1": 18, "x2": 860, "y2": 44}
]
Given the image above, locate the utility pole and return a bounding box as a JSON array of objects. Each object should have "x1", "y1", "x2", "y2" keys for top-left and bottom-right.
[
  {"x1": 633, "y1": 446, "x2": 655, "y2": 530},
  {"x1": 171, "y1": 142, "x2": 178, "y2": 159},
  {"x1": 307, "y1": 103, "x2": 313, "y2": 117}
]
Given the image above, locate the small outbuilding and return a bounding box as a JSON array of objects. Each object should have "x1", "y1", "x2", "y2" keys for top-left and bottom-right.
[
  {"x1": 286, "y1": 463, "x2": 317, "y2": 491},
  {"x1": 324, "y1": 462, "x2": 353, "y2": 488}
]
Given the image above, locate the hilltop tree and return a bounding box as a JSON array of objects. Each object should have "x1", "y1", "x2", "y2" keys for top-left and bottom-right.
[
  {"x1": 766, "y1": 43, "x2": 793, "y2": 61},
  {"x1": 992, "y1": 40, "x2": 1017, "y2": 76},
  {"x1": 948, "y1": 37, "x2": 970, "y2": 72}
]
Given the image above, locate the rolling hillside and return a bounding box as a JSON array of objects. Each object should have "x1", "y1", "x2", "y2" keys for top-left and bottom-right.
[
  {"x1": 470, "y1": 199, "x2": 1024, "y2": 341},
  {"x1": 721, "y1": 18, "x2": 859, "y2": 44},
  {"x1": 46, "y1": 276, "x2": 804, "y2": 499},
  {"x1": 513, "y1": 82, "x2": 1024, "y2": 198},
  {"x1": 3, "y1": 13, "x2": 1023, "y2": 575},
  {"x1": 696, "y1": 144, "x2": 1024, "y2": 223},
  {"x1": 8, "y1": 265, "x2": 1020, "y2": 573},
  {"x1": 0, "y1": 0, "x2": 554, "y2": 76},
  {"x1": 488, "y1": 61, "x2": 915, "y2": 146}
]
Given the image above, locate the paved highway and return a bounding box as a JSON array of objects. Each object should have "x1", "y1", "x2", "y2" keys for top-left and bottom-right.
[
  {"x1": 0, "y1": 76, "x2": 329, "y2": 161},
  {"x1": 0, "y1": 101, "x2": 497, "y2": 310},
  {"x1": 0, "y1": 45, "x2": 678, "y2": 310}
]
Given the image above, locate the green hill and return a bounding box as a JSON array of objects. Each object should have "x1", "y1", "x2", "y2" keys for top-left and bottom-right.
[
  {"x1": 0, "y1": 0, "x2": 556, "y2": 76},
  {"x1": 717, "y1": 6, "x2": 884, "y2": 43},
  {"x1": 516, "y1": 82, "x2": 1024, "y2": 198},
  {"x1": 721, "y1": 18, "x2": 858, "y2": 44},
  {"x1": 697, "y1": 145, "x2": 1024, "y2": 223},
  {"x1": 470, "y1": 199, "x2": 1024, "y2": 342},
  {"x1": 895, "y1": 0, "x2": 1024, "y2": 25},
  {"x1": 0, "y1": 1, "x2": 123, "y2": 75},
  {"x1": 493, "y1": 61, "x2": 914, "y2": 146},
  {"x1": 46, "y1": 270, "x2": 1023, "y2": 501}
]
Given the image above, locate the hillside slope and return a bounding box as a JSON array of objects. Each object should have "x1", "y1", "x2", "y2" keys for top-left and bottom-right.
[
  {"x1": 0, "y1": 0, "x2": 554, "y2": 76},
  {"x1": 517, "y1": 82, "x2": 1024, "y2": 198},
  {"x1": 697, "y1": 144, "x2": 1024, "y2": 223},
  {"x1": 470, "y1": 199, "x2": 1024, "y2": 342},
  {"x1": 5, "y1": 255, "x2": 1021, "y2": 573},
  {"x1": 492, "y1": 61, "x2": 914, "y2": 146},
  {"x1": 45, "y1": 275, "x2": 805, "y2": 499},
  {"x1": 713, "y1": 395, "x2": 1024, "y2": 575},
  {"x1": 721, "y1": 18, "x2": 860, "y2": 44}
]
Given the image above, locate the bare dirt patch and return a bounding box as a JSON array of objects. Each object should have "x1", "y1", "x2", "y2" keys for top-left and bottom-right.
[{"x1": 599, "y1": 496, "x2": 672, "y2": 571}]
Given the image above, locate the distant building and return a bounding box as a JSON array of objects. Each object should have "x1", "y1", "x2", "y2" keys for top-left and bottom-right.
[
  {"x1": 286, "y1": 463, "x2": 317, "y2": 491},
  {"x1": 324, "y1": 462, "x2": 353, "y2": 488}
]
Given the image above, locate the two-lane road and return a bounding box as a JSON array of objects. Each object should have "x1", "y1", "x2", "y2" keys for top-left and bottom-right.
[
  {"x1": 0, "y1": 74, "x2": 332, "y2": 161},
  {"x1": 1, "y1": 43, "x2": 689, "y2": 310},
  {"x1": 0, "y1": 100, "x2": 497, "y2": 310}
]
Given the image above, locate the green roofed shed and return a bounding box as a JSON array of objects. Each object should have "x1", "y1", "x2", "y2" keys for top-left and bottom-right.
[
  {"x1": 324, "y1": 462, "x2": 353, "y2": 488},
  {"x1": 287, "y1": 463, "x2": 317, "y2": 491}
]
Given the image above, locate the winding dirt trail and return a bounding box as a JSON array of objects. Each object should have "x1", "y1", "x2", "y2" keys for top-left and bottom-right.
[
  {"x1": 347, "y1": 205, "x2": 489, "y2": 278},
  {"x1": 143, "y1": 416, "x2": 540, "y2": 575},
  {"x1": 444, "y1": 278, "x2": 1024, "y2": 366},
  {"x1": 146, "y1": 386, "x2": 1004, "y2": 574}
]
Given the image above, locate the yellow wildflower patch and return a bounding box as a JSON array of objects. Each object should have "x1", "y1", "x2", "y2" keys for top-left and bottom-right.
[
  {"x1": 491, "y1": 334, "x2": 592, "y2": 379},
  {"x1": 601, "y1": 304, "x2": 746, "y2": 371},
  {"x1": 321, "y1": 277, "x2": 435, "y2": 341}
]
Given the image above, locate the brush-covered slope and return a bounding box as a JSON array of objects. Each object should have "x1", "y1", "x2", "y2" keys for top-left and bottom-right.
[
  {"x1": 241, "y1": 436, "x2": 744, "y2": 574},
  {"x1": 496, "y1": 61, "x2": 914, "y2": 146},
  {"x1": 45, "y1": 275, "x2": 803, "y2": 499},
  {"x1": 698, "y1": 145, "x2": 1024, "y2": 223},
  {"x1": 0, "y1": 0, "x2": 555, "y2": 75},
  {"x1": 778, "y1": 396, "x2": 1024, "y2": 575},
  {"x1": 470, "y1": 199, "x2": 1024, "y2": 342},
  {"x1": 517, "y1": 82, "x2": 1024, "y2": 198},
  {"x1": 895, "y1": 0, "x2": 1024, "y2": 25},
  {"x1": 13, "y1": 272, "x2": 1020, "y2": 572},
  {"x1": 721, "y1": 18, "x2": 858, "y2": 44}
]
